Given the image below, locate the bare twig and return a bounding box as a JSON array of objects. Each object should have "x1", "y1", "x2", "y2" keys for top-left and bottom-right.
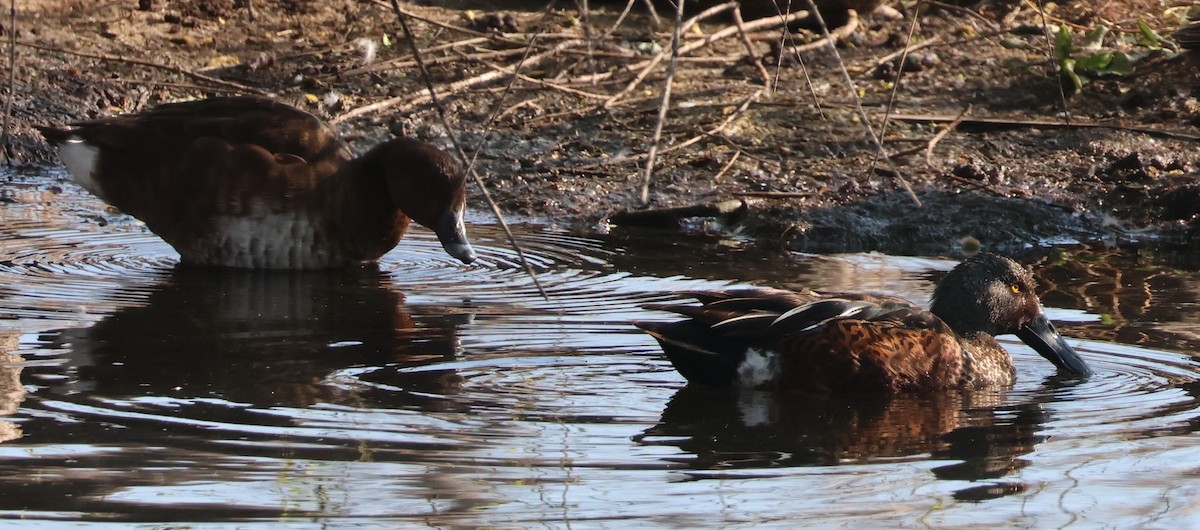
[
  {"x1": 802, "y1": 2, "x2": 920, "y2": 206},
  {"x1": 925, "y1": 104, "x2": 971, "y2": 168},
  {"x1": 387, "y1": 0, "x2": 548, "y2": 300},
  {"x1": 732, "y1": 7, "x2": 772, "y2": 88},
  {"x1": 638, "y1": 0, "x2": 687, "y2": 205},
  {"x1": 580, "y1": 89, "x2": 761, "y2": 171},
  {"x1": 1034, "y1": 0, "x2": 1071, "y2": 126},
  {"x1": 1, "y1": 0, "x2": 15, "y2": 166},
  {"x1": 889, "y1": 113, "x2": 1200, "y2": 141},
  {"x1": 600, "y1": 6, "x2": 808, "y2": 108},
  {"x1": 333, "y1": 39, "x2": 585, "y2": 123},
  {"x1": 713, "y1": 150, "x2": 741, "y2": 181},
  {"x1": 868, "y1": 2, "x2": 923, "y2": 177},
  {"x1": 17, "y1": 41, "x2": 268, "y2": 95},
  {"x1": 603, "y1": 1, "x2": 738, "y2": 109}
]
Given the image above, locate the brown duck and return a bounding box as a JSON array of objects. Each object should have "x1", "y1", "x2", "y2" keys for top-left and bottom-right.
[
  {"x1": 635, "y1": 253, "x2": 1092, "y2": 393},
  {"x1": 37, "y1": 96, "x2": 475, "y2": 269}
]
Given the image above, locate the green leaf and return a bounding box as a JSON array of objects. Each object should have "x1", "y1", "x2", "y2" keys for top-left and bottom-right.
[
  {"x1": 1075, "y1": 51, "x2": 1113, "y2": 74},
  {"x1": 1054, "y1": 24, "x2": 1074, "y2": 62},
  {"x1": 1136, "y1": 20, "x2": 1164, "y2": 48},
  {"x1": 1080, "y1": 25, "x2": 1109, "y2": 50},
  {"x1": 1104, "y1": 51, "x2": 1135, "y2": 76},
  {"x1": 1060, "y1": 58, "x2": 1084, "y2": 93}
]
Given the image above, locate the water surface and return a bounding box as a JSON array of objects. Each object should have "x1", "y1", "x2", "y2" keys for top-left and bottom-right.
[{"x1": 2, "y1": 170, "x2": 1200, "y2": 527}]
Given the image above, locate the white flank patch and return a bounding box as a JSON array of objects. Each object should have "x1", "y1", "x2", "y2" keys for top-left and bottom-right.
[
  {"x1": 57, "y1": 138, "x2": 106, "y2": 199},
  {"x1": 736, "y1": 348, "x2": 779, "y2": 388},
  {"x1": 206, "y1": 207, "x2": 328, "y2": 269}
]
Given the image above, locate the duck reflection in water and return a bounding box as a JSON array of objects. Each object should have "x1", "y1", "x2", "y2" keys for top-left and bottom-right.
[
  {"x1": 36, "y1": 266, "x2": 474, "y2": 408},
  {"x1": 636, "y1": 384, "x2": 1054, "y2": 501}
]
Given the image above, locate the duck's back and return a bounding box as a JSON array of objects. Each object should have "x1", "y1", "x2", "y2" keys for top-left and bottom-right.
[
  {"x1": 47, "y1": 97, "x2": 402, "y2": 269},
  {"x1": 638, "y1": 288, "x2": 973, "y2": 393}
]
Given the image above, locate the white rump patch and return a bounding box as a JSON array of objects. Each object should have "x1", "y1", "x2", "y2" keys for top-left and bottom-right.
[
  {"x1": 57, "y1": 137, "x2": 105, "y2": 199},
  {"x1": 736, "y1": 348, "x2": 780, "y2": 388}
]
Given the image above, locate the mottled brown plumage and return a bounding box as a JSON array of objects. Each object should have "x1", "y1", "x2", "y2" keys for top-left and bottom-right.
[
  {"x1": 37, "y1": 96, "x2": 475, "y2": 269},
  {"x1": 635, "y1": 254, "x2": 1092, "y2": 393}
]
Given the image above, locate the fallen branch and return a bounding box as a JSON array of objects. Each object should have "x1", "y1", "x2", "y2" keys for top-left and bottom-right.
[
  {"x1": 604, "y1": 1, "x2": 738, "y2": 109},
  {"x1": 637, "y1": 0, "x2": 687, "y2": 205},
  {"x1": 609, "y1": 199, "x2": 746, "y2": 227},
  {"x1": 332, "y1": 39, "x2": 585, "y2": 123},
  {"x1": 1, "y1": 0, "x2": 15, "y2": 166},
  {"x1": 17, "y1": 41, "x2": 268, "y2": 95},
  {"x1": 889, "y1": 113, "x2": 1200, "y2": 142},
  {"x1": 584, "y1": 9, "x2": 810, "y2": 95},
  {"x1": 926, "y1": 104, "x2": 972, "y2": 168},
  {"x1": 732, "y1": 6, "x2": 772, "y2": 88}
]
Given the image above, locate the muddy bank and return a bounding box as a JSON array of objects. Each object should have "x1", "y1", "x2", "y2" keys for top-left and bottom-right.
[{"x1": 4, "y1": 0, "x2": 1200, "y2": 255}]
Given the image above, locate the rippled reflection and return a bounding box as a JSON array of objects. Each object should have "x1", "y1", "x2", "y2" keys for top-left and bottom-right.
[{"x1": 4, "y1": 170, "x2": 1200, "y2": 526}]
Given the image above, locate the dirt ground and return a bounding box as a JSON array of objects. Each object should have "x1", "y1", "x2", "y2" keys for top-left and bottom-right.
[{"x1": 4, "y1": 0, "x2": 1200, "y2": 256}]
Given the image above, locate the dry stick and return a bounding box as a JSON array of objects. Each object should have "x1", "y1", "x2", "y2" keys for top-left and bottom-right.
[
  {"x1": 1034, "y1": 0, "x2": 1071, "y2": 126},
  {"x1": 871, "y1": 34, "x2": 942, "y2": 68},
  {"x1": 638, "y1": 0, "x2": 687, "y2": 205},
  {"x1": 600, "y1": 7, "x2": 808, "y2": 109},
  {"x1": 802, "y1": 1, "x2": 920, "y2": 207},
  {"x1": 868, "y1": 1, "x2": 923, "y2": 177},
  {"x1": 602, "y1": 1, "x2": 738, "y2": 109},
  {"x1": 387, "y1": 0, "x2": 548, "y2": 300},
  {"x1": 925, "y1": 103, "x2": 972, "y2": 168},
  {"x1": 341, "y1": 37, "x2": 495, "y2": 77},
  {"x1": 1, "y1": 0, "x2": 15, "y2": 166},
  {"x1": 732, "y1": 7, "x2": 772, "y2": 88},
  {"x1": 333, "y1": 39, "x2": 585, "y2": 123},
  {"x1": 583, "y1": 88, "x2": 761, "y2": 171},
  {"x1": 640, "y1": 0, "x2": 660, "y2": 27},
  {"x1": 712, "y1": 150, "x2": 742, "y2": 181},
  {"x1": 18, "y1": 41, "x2": 268, "y2": 95},
  {"x1": 889, "y1": 113, "x2": 1200, "y2": 142},
  {"x1": 475, "y1": 58, "x2": 610, "y2": 100}
]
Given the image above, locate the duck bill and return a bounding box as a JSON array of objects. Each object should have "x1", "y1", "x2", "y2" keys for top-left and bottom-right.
[
  {"x1": 433, "y1": 209, "x2": 476, "y2": 264},
  {"x1": 1014, "y1": 311, "x2": 1092, "y2": 377}
]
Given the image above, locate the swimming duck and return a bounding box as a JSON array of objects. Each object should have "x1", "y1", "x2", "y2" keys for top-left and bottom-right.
[
  {"x1": 635, "y1": 253, "x2": 1091, "y2": 393},
  {"x1": 37, "y1": 96, "x2": 476, "y2": 269}
]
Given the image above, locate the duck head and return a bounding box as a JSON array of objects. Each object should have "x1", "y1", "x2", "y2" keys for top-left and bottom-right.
[
  {"x1": 930, "y1": 253, "x2": 1092, "y2": 377},
  {"x1": 375, "y1": 138, "x2": 476, "y2": 264}
]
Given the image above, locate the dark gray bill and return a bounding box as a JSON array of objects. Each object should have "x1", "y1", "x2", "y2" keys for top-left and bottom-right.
[
  {"x1": 1015, "y1": 311, "x2": 1092, "y2": 377},
  {"x1": 434, "y1": 209, "x2": 476, "y2": 264}
]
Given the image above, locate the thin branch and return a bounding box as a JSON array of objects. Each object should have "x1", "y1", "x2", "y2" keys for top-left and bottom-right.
[
  {"x1": 801, "y1": 2, "x2": 920, "y2": 206},
  {"x1": 889, "y1": 112, "x2": 1200, "y2": 141},
  {"x1": 732, "y1": 6, "x2": 772, "y2": 88},
  {"x1": 713, "y1": 150, "x2": 741, "y2": 181},
  {"x1": 1034, "y1": 0, "x2": 1071, "y2": 126},
  {"x1": 333, "y1": 39, "x2": 585, "y2": 123},
  {"x1": 1, "y1": 0, "x2": 15, "y2": 166},
  {"x1": 387, "y1": 0, "x2": 549, "y2": 300},
  {"x1": 925, "y1": 103, "x2": 971, "y2": 168},
  {"x1": 868, "y1": 1, "x2": 923, "y2": 177},
  {"x1": 638, "y1": 0, "x2": 687, "y2": 205},
  {"x1": 17, "y1": 41, "x2": 268, "y2": 95}
]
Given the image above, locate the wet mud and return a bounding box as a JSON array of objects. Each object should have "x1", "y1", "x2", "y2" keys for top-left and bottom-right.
[{"x1": 5, "y1": 0, "x2": 1200, "y2": 255}]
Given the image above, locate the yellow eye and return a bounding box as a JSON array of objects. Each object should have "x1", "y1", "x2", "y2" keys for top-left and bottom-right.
[{"x1": 1009, "y1": 283, "x2": 1021, "y2": 293}]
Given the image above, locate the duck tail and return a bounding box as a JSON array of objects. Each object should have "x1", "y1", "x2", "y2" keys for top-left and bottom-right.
[{"x1": 34, "y1": 125, "x2": 75, "y2": 146}]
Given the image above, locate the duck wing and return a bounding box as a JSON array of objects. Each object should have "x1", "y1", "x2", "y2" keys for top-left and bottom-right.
[{"x1": 637, "y1": 288, "x2": 966, "y2": 392}]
